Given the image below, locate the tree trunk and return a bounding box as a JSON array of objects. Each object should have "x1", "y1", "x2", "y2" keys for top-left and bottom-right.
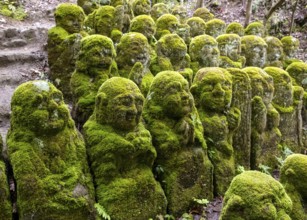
[
  {"x1": 289, "y1": 0, "x2": 299, "y2": 34},
  {"x1": 244, "y1": 0, "x2": 253, "y2": 27},
  {"x1": 263, "y1": 0, "x2": 286, "y2": 27},
  {"x1": 195, "y1": 0, "x2": 203, "y2": 10}
]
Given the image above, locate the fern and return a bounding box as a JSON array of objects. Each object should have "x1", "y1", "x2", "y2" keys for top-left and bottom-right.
[{"x1": 94, "y1": 203, "x2": 111, "y2": 220}]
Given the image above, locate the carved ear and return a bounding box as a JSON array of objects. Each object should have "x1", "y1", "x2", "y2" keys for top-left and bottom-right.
[{"x1": 95, "y1": 92, "x2": 108, "y2": 110}]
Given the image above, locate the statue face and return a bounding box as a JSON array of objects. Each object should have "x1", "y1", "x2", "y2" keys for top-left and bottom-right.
[
  {"x1": 267, "y1": 44, "x2": 282, "y2": 62},
  {"x1": 162, "y1": 79, "x2": 193, "y2": 118},
  {"x1": 199, "y1": 72, "x2": 232, "y2": 111},
  {"x1": 83, "y1": 41, "x2": 114, "y2": 68},
  {"x1": 200, "y1": 43, "x2": 219, "y2": 67},
  {"x1": 219, "y1": 41, "x2": 240, "y2": 61},
  {"x1": 96, "y1": 9, "x2": 115, "y2": 36},
  {"x1": 62, "y1": 13, "x2": 84, "y2": 34},
  {"x1": 249, "y1": 45, "x2": 267, "y2": 68},
  {"x1": 26, "y1": 82, "x2": 69, "y2": 134},
  {"x1": 273, "y1": 73, "x2": 293, "y2": 107},
  {"x1": 134, "y1": 0, "x2": 151, "y2": 16}
]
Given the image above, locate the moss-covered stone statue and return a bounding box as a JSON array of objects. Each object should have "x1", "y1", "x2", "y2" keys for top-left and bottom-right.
[
  {"x1": 0, "y1": 135, "x2": 11, "y2": 220},
  {"x1": 85, "y1": 5, "x2": 123, "y2": 43},
  {"x1": 171, "y1": 4, "x2": 188, "y2": 24},
  {"x1": 77, "y1": 0, "x2": 108, "y2": 14},
  {"x1": 264, "y1": 36, "x2": 283, "y2": 68},
  {"x1": 226, "y1": 22, "x2": 244, "y2": 36},
  {"x1": 7, "y1": 81, "x2": 95, "y2": 219},
  {"x1": 151, "y1": 33, "x2": 193, "y2": 85},
  {"x1": 191, "y1": 67, "x2": 240, "y2": 195},
  {"x1": 264, "y1": 67, "x2": 304, "y2": 153},
  {"x1": 187, "y1": 17, "x2": 206, "y2": 38},
  {"x1": 189, "y1": 34, "x2": 220, "y2": 74},
  {"x1": 131, "y1": 0, "x2": 151, "y2": 16},
  {"x1": 227, "y1": 68, "x2": 252, "y2": 170},
  {"x1": 205, "y1": 18, "x2": 226, "y2": 38},
  {"x1": 70, "y1": 35, "x2": 117, "y2": 129},
  {"x1": 150, "y1": 3, "x2": 169, "y2": 21},
  {"x1": 244, "y1": 67, "x2": 281, "y2": 169},
  {"x1": 241, "y1": 35, "x2": 267, "y2": 68},
  {"x1": 220, "y1": 171, "x2": 292, "y2": 220},
  {"x1": 83, "y1": 77, "x2": 167, "y2": 219},
  {"x1": 281, "y1": 36, "x2": 302, "y2": 68},
  {"x1": 47, "y1": 3, "x2": 86, "y2": 100},
  {"x1": 193, "y1": 7, "x2": 214, "y2": 22},
  {"x1": 143, "y1": 71, "x2": 213, "y2": 216},
  {"x1": 280, "y1": 154, "x2": 307, "y2": 220},
  {"x1": 155, "y1": 13, "x2": 179, "y2": 40},
  {"x1": 216, "y1": 34, "x2": 245, "y2": 68},
  {"x1": 116, "y1": 32, "x2": 153, "y2": 95},
  {"x1": 244, "y1": 21, "x2": 265, "y2": 37},
  {"x1": 286, "y1": 62, "x2": 307, "y2": 148}
]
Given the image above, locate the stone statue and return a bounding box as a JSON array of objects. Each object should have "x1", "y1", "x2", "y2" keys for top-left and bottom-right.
[
  {"x1": 264, "y1": 36, "x2": 284, "y2": 68},
  {"x1": 7, "y1": 81, "x2": 95, "y2": 219},
  {"x1": 205, "y1": 18, "x2": 226, "y2": 38},
  {"x1": 155, "y1": 13, "x2": 179, "y2": 40},
  {"x1": 226, "y1": 22, "x2": 244, "y2": 36},
  {"x1": 281, "y1": 36, "x2": 302, "y2": 68},
  {"x1": 187, "y1": 17, "x2": 206, "y2": 38},
  {"x1": 241, "y1": 35, "x2": 267, "y2": 68},
  {"x1": 193, "y1": 7, "x2": 214, "y2": 22},
  {"x1": 47, "y1": 3, "x2": 86, "y2": 100},
  {"x1": 70, "y1": 35, "x2": 117, "y2": 129},
  {"x1": 220, "y1": 171, "x2": 292, "y2": 220},
  {"x1": 143, "y1": 71, "x2": 213, "y2": 216},
  {"x1": 216, "y1": 34, "x2": 245, "y2": 68},
  {"x1": 131, "y1": 0, "x2": 151, "y2": 16},
  {"x1": 191, "y1": 67, "x2": 240, "y2": 195},
  {"x1": 151, "y1": 3, "x2": 169, "y2": 21},
  {"x1": 244, "y1": 21, "x2": 265, "y2": 37},
  {"x1": 83, "y1": 77, "x2": 167, "y2": 219},
  {"x1": 280, "y1": 154, "x2": 307, "y2": 220}
]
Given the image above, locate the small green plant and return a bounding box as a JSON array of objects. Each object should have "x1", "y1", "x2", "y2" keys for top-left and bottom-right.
[
  {"x1": 236, "y1": 165, "x2": 245, "y2": 174},
  {"x1": 193, "y1": 197, "x2": 210, "y2": 206},
  {"x1": 164, "y1": 214, "x2": 175, "y2": 220},
  {"x1": 275, "y1": 146, "x2": 294, "y2": 167},
  {"x1": 0, "y1": 0, "x2": 27, "y2": 20},
  {"x1": 94, "y1": 203, "x2": 111, "y2": 220},
  {"x1": 258, "y1": 163, "x2": 271, "y2": 175}
]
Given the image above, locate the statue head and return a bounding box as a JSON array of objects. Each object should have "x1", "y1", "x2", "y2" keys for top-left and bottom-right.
[
  {"x1": 281, "y1": 36, "x2": 300, "y2": 59},
  {"x1": 94, "y1": 77, "x2": 144, "y2": 130},
  {"x1": 171, "y1": 5, "x2": 187, "y2": 24},
  {"x1": 205, "y1": 18, "x2": 226, "y2": 38},
  {"x1": 216, "y1": 34, "x2": 241, "y2": 61},
  {"x1": 129, "y1": 15, "x2": 156, "y2": 40},
  {"x1": 193, "y1": 7, "x2": 214, "y2": 22},
  {"x1": 264, "y1": 67, "x2": 293, "y2": 107},
  {"x1": 151, "y1": 3, "x2": 169, "y2": 21},
  {"x1": 244, "y1": 22, "x2": 265, "y2": 37},
  {"x1": 132, "y1": 0, "x2": 151, "y2": 16},
  {"x1": 221, "y1": 171, "x2": 292, "y2": 220},
  {"x1": 76, "y1": 35, "x2": 116, "y2": 71},
  {"x1": 189, "y1": 34, "x2": 219, "y2": 67},
  {"x1": 187, "y1": 17, "x2": 206, "y2": 37},
  {"x1": 54, "y1": 3, "x2": 85, "y2": 34},
  {"x1": 145, "y1": 71, "x2": 193, "y2": 119},
  {"x1": 265, "y1": 36, "x2": 283, "y2": 66},
  {"x1": 155, "y1": 13, "x2": 179, "y2": 39},
  {"x1": 157, "y1": 33, "x2": 187, "y2": 64},
  {"x1": 11, "y1": 81, "x2": 71, "y2": 135},
  {"x1": 191, "y1": 67, "x2": 232, "y2": 112},
  {"x1": 116, "y1": 32, "x2": 150, "y2": 68},
  {"x1": 241, "y1": 35, "x2": 267, "y2": 68},
  {"x1": 226, "y1": 22, "x2": 244, "y2": 36},
  {"x1": 286, "y1": 62, "x2": 307, "y2": 90}
]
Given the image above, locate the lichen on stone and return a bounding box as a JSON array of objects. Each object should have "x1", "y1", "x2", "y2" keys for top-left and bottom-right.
[
  {"x1": 155, "y1": 13, "x2": 179, "y2": 40},
  {"x1": 205, "y1": 18, "x2": 226, "y2": 38},
  {"x1": 187, "y1": 17, "x2": 206, "y2": 38},
  {"x1": 241, "y1": 35, "x2": 267, "y2": 68},
  {"x1": 193, "y1": 7, "x2": 214, "y2": 22},
  {"x1": 244, "y1": 21, "x2": 265, "y2": 37},
  {"x1": 226, "y1": 22, "x2": 244, "y2": 36},
  {"x1": 264, "y1": 36, "x2": 283, "y2": 68},
  {"x1": 151, "y1": 3, "x2": 169, "y2": 21}
]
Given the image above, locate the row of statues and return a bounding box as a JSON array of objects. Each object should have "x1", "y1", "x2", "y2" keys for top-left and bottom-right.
[{"x1": 1, "y1": 1, "x2": 306, "y2": 219}]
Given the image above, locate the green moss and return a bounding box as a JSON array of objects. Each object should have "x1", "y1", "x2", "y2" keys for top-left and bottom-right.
[
  {"x1": 280, "y1": 154, "x2": 307, "y2": 220},
  {"x1": 241, "y1": 35, "x2": 267, "y2": 68},
  {"x1": 286, "y1": 62, "x2": 307, "y2": 90},
  {"x1": 264, "y1": 36, "x2": 283, "y2": 68},
  {"x1": 155, "y1": 13, "x2": 179, "y2": 39},
  {"x1": 244, "y1": 21, "x2": 265, "y2": 37},
  {"x1": 226, "y1": 22, "x2": 244, "y2": 36},
  {"x1": 220, "y1": 171, "x2": 292, "y2": 220},
  {"x1": 70, "y1": 35, "x2": 117, "y2": 127},
  {"x1": 151, "y1": 3, "x2": 169, "y2": 21},
  {"x1": 187, "y1": 17, "x2": 206, "y2": 37},
  {"x1": 0, "y1": 1, "x2": 27, "y2": 20},
  {"x1": 205, "y1": 18, "x2": 226, "y2": 38},
  {"x1": 83, "y1": 77, "x2": 167, "y2": 219},
  {"x1": 7, "y1": 80, "x2": 95, "y2": 219},
  {"x1": 171, "y1": 5, "x2": 187, "y2": 24},
  {"x1": 193, "y1": 7, "x2": 214, "y2": 22},
  {"x1": 143, "y1": 71, "x2": 213, "y2": 215}
]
